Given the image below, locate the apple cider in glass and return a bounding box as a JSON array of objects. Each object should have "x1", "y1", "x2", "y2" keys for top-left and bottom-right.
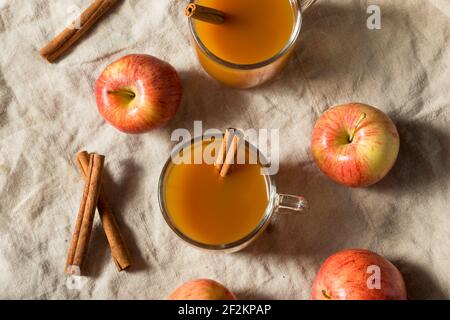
[
  {"x1": 163, "y1": 140, "x2": 269, "y2": 246},
  {"x1": 189, "y1": 0, "x2": 301, "y2": 88}
]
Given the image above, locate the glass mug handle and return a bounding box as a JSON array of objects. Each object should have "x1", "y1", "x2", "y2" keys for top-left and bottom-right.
[
  {"x1": 301, "y1": 0, "x2": 317, "y2": 13},
  {"x1": 275, "y1": 194, "x2": 308, "y2": 214}
]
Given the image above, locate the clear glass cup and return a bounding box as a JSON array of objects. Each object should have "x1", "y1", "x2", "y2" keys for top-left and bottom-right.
[
  {"x1": 158, "y1": 132, "x2": 308, "y2": 253},
  {"x1": 188, "y1": 0, "x2": 316, "y2": 89}
]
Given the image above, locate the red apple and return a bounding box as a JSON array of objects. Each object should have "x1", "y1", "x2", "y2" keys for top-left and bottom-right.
[
  {"x1": 312, "y1": 249, "x2": 407, "y2": 300},
  {"x1": 95, "y1": 54, "x2": 182, "y2": 134},
  {"x1": 169, "y1": 279, "x2": 237, "y2": 300},
  {"x1": 311, "y1": 103, "x2": 399, "y2": 187}
]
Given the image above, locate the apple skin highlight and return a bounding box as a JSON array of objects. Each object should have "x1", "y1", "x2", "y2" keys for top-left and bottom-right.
[
  {"x1": 312, "y1": 249, "x2": 407, "y2": 300},
  {"x1": 311, "y1": 103, "x2": 400, "y2": 187},
  {"x1": 95, "y1": 54, "x2": 182, "y2": 134}
]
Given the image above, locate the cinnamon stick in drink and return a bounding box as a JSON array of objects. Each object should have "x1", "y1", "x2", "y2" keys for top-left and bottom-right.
[
  {"x1": 65, "y1": 153, "x2": 105, "y2": 274},
  {"x1": 184, "y1": 4, "x2": 225, "y2": 25},
  {"x1": 76, "y1": 151, "x2": 132, "y2": 272},
  {"x1": 40, "y1": 0, "x2": 119, "y2": 63},
  {"x1": 220, "y1": 134, "x2": 240, "y2": 178},
  {"x1": 214, "y1": 129, "x2": 241, "y2": 177},
  {"x1": 214, "y1": 130, "x2": 231, "y2": 172}
]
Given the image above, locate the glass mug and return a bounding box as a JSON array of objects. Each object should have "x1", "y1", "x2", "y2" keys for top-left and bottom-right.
[
  {"x1": 158, "y1": 132, "x2": 308, "y2": 253},
  {"x1": 188, "y1": 0, "x2": 317, "y2": 88}
]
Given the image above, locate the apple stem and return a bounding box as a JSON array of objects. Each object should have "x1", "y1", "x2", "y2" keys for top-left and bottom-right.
[
  {"x1": 107, "y1": 90, "x2": 136, "y2": 99},
  {"x1": 322, "y1": 290, "x2": 332, "y2": 300},
  {"x1": 348, "y1": 113, "x2": 367, "y2": 143}
]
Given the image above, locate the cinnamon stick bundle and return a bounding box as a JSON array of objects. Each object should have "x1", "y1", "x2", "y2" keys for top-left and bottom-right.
[
  {"x1": 65, "y1": 153, "x2": 105, "y2": 275},
  {"x1": 40, "y1": 0, "x2": 119, "y2": 63},
  {"x1": 214, "y1": 129, "x2": 241, "y2": 177},
  {"x1": 76, "y1": 151, "x2": 131, "y2": 272}
]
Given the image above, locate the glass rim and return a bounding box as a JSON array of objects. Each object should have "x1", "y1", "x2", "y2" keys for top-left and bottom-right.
[
  {"x1": 188, "y1": 0, "x2": 303, "y2": 71},
  {"x1": 157, "y1": 133, "x2": 278, "y2": 251}
]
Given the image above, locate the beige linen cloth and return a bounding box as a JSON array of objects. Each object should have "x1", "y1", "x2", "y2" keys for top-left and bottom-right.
[{"x1": 0, "y1": 0, "x2": 449, "y2": 299}]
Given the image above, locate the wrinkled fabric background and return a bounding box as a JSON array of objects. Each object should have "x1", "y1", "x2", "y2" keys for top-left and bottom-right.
[{"x1": 0, "y1": 0, "x2": 449, "y2": 299}]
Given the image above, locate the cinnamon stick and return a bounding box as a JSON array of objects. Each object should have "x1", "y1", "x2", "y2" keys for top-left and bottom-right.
[
  {"x1": 76, "y1": 151, "x2": 132, "y2": 271},
  {"x1": 214, "y1": 130, "x2": 231, "y2": 172},
  {"x1": 40, "y1": 0, "x2": 119, "y2": 63},
  {"x1": 214, "y1": 129, "x2": 241, "y2": 177},
  {"x1": 184, "y1": 4, "x2": 225, "y2": 25},
  {"x1": 220, "y1": 134, "x2": 240, "y2": 177},
  {"x1": 65, "y1": 153, "x2": 105, "y2": 275}
]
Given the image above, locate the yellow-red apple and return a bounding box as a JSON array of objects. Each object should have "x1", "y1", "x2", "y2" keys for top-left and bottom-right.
[
  {"x1": 95, "y1": 54, "x2": 182, "y2": 134},
  {"x1": 169, "y1": 279, "x2": 237, "y2": 300},
  {"x1": 311, "y1": 103, "x2": 399, "y2": 187},
  {"x1": 312, "y1": 249, "x2": 407, "y2": 300}
]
